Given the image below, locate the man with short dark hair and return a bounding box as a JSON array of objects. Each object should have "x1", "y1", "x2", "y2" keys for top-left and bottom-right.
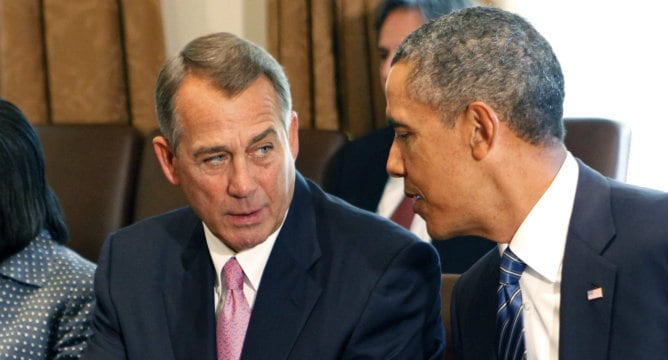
[{"x1": 386, "y1": 6, "x2": 668, "y2": 359}]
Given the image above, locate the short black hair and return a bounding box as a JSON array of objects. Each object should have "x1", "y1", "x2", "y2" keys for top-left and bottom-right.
[
  {"x1": 393, "y1": 7, "x2": 565, "y2": 144},
  {"x1": 0, "y1": 99, "x2": 69, "y2": 260}
]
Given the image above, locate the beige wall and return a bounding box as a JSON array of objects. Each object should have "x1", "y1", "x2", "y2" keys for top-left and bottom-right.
[{"x1": 161, "y1": 0, "x2": 267, "y2": 57}]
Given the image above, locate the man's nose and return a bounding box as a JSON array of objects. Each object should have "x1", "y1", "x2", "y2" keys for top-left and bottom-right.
[
  {"x1": 228, "y1": 158, "x2": 256, "y2": 198},
  {"x1": 386, "y1": 139, "x2": 406, "y2": 178}
]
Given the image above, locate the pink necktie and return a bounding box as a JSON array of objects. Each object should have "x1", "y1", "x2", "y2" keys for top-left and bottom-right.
[
  {"x1": 390, "y1": 196, "x2": 414, "y2": 229},
  {"x1": 217, "y1": 257, "x2": 251, "y2": 360}
]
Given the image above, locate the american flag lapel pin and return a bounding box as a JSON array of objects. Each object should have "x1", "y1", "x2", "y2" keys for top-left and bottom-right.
[{"x1": 587, "y1": 286, "x2": 604, "y2": 301}]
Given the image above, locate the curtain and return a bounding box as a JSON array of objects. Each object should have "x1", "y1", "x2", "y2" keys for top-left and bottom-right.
[
  {"x1": 268, "y1": 0, "x2": 384, "y2": 139},
  {"x1": 0, "y1": 0, "x2": 165, "y2": 135},
  {"x1": 268, "y1": 0, "x2": 501, "y2": 139}
]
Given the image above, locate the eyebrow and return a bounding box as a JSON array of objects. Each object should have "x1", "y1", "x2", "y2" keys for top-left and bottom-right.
[
  {"x1": 192, "y1": 126, "x2": 278, "y2": 158},
  {"x1": 250, "y1": 127, "x2": 277, "y2": 144},
  {"x1": 387, "y1": 117, "x2": 407, "y2": 128}
]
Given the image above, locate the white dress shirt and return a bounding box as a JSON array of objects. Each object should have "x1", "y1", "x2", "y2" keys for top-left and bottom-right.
[
  {"x1": 377, "y1": 176, "x2": 431, "y2": 242},
  {"x1": 499, "y1": 152, "x2": 579, "y2": 360},
  {"x1": 205, "y1": 213, "x2": 285, "y2": 315}
]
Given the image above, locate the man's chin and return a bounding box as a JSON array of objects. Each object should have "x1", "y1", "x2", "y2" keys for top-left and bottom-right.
[
  {"x1": 426, "y1": 224, "x2": 457, "y2": 242},
  {"x1": 217, "y1": 226, "x2": 272, "y2": 252}
]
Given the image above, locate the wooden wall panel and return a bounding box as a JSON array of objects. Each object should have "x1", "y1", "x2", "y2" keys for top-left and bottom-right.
[
  {"x1": 1, "y1": 0, "x2": 165, "y2": 129},
  {"x1": 0, "y1": 0, "x2": 49, "y2": 123},
  {"x1": 119, "y1": 0, "x2": 166, "y2": 134},
  {"x1": 43, "y1": 0, "x2": 128, "y2": 124}
]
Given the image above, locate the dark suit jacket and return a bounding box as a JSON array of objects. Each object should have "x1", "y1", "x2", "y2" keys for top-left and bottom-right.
[
  {"x1": 450, "y1": 161, "x2": 668, "y2": 360},
  {"x1": 324, "y1": 126, "x2": 495, "y2": 273},
  {"x1": 83, "y1": 173, "x2": 445, "y2": 360}
]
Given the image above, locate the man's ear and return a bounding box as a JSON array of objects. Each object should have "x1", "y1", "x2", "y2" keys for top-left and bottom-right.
[
  {"x1": 465, "y1": 101, "x2": 499, "y2": 160},
  {"x1": 153, "y1": 136, "x2": 181, "y2": 186},
  {"x1": 288, "y1": 111, "x2": 299, "y2": 160}
]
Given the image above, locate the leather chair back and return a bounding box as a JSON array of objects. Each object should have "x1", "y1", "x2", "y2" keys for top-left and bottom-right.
[
  {"x1": 564, "y1": 118, "x2": 631, "y2": 180},
  {"x1": 132, "y1": 129, "x2": 188, "y2": 222},
  {"x1": 37, "y1": 124, "x2": 142, "y2": 262},
  {"x1": 296, "y1": 128, "x2": 348, "y2": 186}
]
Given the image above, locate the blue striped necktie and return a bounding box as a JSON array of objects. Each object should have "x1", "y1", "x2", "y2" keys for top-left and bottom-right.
[{"x1": 497, "y1": 248, "x2": 527, "y2": 360}]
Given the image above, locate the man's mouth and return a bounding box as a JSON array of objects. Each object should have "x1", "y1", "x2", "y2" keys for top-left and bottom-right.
[{"x1": 228, "y1": 208, "x2": 263, "y2": 225}]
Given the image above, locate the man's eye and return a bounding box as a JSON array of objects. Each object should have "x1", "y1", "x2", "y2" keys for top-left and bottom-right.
[
  {"x1": 204, "y1": 154, "x2": 226, "y2": 164},
  {"x1": 395, "y1": 132, "x2": 409, "y2": 140},
  {"x1": 253, "y1": 144, "x2": 274, "y2": 157}
]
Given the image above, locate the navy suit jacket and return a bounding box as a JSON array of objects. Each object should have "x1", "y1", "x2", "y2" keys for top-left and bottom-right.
[
  {"x1": 83, "y1": 173, "x2": 445, "y2": 360},
  {"x1": 451, "y1": 162, "x2": 668, "y2": 359},
  {"x1": 324, "y1": 126, "x2": 495, "y2": 273}
]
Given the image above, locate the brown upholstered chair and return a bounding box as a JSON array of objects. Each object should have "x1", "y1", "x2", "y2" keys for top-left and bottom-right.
[
  {"x1": 36, "y1": 124, "x2": 142, "y2": 262},
  {"x1": 564, "y1": 118, "x2": 631, "y2": 181},
  {"x1": 296, "y1": 128, "x2": 348, "y2": 186},
  {"x1": 441, "y1": 273, "x2": 460, "y2": 360},
  {"x1": 132, "y1": 129, "x2": 188, "y2": 222}
]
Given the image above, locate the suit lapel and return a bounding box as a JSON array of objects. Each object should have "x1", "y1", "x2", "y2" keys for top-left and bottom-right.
[
  {"x1": 162, "y1": 210, "x2": 217, "y2": 360},
  {"x1": 241, "y1": 174, "x2": 322, "y2": 360},
  {"x1": 559, "y1": 162, "x2": 617, "y2": 360},
  {"x1": 472, "y1": 252, "x2": 500, "y2": 359},
  {"x1": 453, "y1": 250, "x2": 499, "y2": 359}
]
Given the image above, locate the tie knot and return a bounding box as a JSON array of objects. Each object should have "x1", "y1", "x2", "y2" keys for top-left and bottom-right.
[
  {"x1": 500, "y1": 248, "x2": 526, "y2": 285},
  {"x1": 223, "y1": 257, "x2": 244, "y2": 290}
]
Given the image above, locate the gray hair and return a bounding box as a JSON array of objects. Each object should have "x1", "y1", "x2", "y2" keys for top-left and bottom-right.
[
  {"x1": 393, "y1": 7, "x2": 565, "y2": 144},
  {"x1": 155, "y1": 32, "x2": 292, "y2": 150}
]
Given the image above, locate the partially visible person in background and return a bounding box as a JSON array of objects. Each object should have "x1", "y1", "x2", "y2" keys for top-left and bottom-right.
[
  {"x1": 324, "y1": 0, "x2": 494, "y2": 273},
  {"x1": 0, "y1": 99, "x2": 96, "y2": 359}
]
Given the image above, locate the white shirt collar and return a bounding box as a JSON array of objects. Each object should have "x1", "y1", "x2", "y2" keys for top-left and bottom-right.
[
  {"x1": 377, "y1": 176, "x2": 405, "y2": 218},
  {"x1": 204, "y1": 211, "x2": 285, "y2": 294},
  {"x1": 500, "y1": 152, "x2": 579, "y2": 283}
]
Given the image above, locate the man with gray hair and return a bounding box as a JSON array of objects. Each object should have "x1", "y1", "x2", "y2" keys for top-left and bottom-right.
[
  {"x1": 83, "y1": 32, "x2": 445, "y2": 360},
  {"x1": 386, "y1": 6, "x2": 668, "y2": 360}
]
